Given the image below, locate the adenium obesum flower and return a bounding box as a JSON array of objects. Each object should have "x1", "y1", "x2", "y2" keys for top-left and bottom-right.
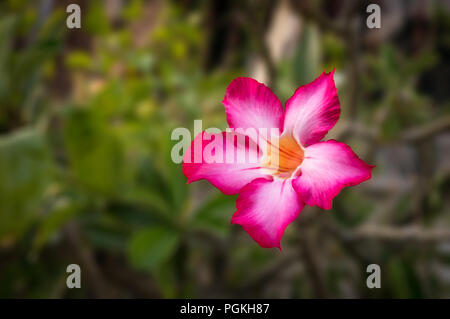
[{"x1": 183, "y1": 71, "x2": 374, "y2": 249}]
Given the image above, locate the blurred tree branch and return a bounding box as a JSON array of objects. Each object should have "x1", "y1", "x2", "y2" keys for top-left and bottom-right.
[
  {"x1": 337, "y1": 114, "x2": 450, "y2": 144},
  {"x1": 237, "y1": 250, "x2": 300, "y2": 294},
  {"x1": 400, "y1": 115, "x2": 450, "y2": 143},
  {"x1": 296, "y1": 210, "x2": 329, "y2": 298},
  {"x1": 289, "y1": 0, "x2": 349, "y2": 37},
  {"x1": 64, "y1": 223, "x2": 118, "y2": 298},
  {"x1": 236, "y1": 1, "x2": 278, "y2": 86},
  {"x1": 349, "y1": 226, "x2": 450, "y2": 243}
]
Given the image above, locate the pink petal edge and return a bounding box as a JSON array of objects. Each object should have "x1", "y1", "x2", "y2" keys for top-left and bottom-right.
[
  {"x1": 222, "y1": 77, "x2": 283, "y2": 132},
  {"x1": 231, "y1": 178, "x2": 304, "y2": 249},
  {"x1": 293, "y1": 140, "x2": 375, "y2": 210},
  {"x1": 182, "y1": 131, "x2": 272, "y2": 195},
  {"x1": 283, "y1": 70, "x2": 340, "y2": 147}
]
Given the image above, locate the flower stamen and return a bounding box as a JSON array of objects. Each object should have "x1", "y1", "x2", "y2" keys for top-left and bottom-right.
[{"x1": 263, "y1": 134, "x2": 304, "y2": 178}]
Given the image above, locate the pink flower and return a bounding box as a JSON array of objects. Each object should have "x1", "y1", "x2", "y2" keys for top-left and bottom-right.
[{"x1": 183, "y1": 71, "x2": 374, "y2": 249}]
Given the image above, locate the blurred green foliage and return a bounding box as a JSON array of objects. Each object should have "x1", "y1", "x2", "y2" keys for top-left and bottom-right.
[{"x1": 0, "y1": 0, "x2": 449, "y2": 298}]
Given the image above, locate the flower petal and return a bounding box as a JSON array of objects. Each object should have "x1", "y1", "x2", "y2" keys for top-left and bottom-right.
[
  {"x1": 231, "y1": 178, "x2": 304, "y2": 249},
  {"x1": 283, "y1": 71, "x2": 340, "y2": 147},
  {"x1": 223, "y1": 77, "x2": 283, "y2": 131},
  {"x1": 182, "y1": 131, "x2": 271, "y2": 195},
  {"x1": 292, "y1": 140, "x2": 374, "y2": 210}
]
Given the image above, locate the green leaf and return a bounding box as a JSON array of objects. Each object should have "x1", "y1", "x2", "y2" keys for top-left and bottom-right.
[
  {"x1": 293, "y1": 23, "x2": 321, "y2": 86},
  {"x1": 128, "y1": 226, "x2": 180, "y2": 271},
  {"x1": 33, "y1": 197, "x2": 80, "y2": 250},
  {"x1": 84, "y1": 0, "x2": 111, "y2": 35},
  {"x1": 0, "y1": 129, "x2": 52, "y2": 241},
  {"x1": 63, "y1": 107, "x2": 125, "y2": 195},
  {"x1": 66, "y1": 50, "x2": 92, "y2": 70},
  {"x1": 0, "y1": 16, "x2": 15, "y2": 100},
  {"x1": 190, "y1": 193, "x2": 236, "y2": 235},
  {"x1": 387, "y1": 258, "x2": 424, "y2": 298}
]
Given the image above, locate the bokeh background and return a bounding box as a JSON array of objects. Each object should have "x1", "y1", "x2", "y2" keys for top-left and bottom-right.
[{"x1": 0, "y1": 0, "x2": 449, "y2": 298}]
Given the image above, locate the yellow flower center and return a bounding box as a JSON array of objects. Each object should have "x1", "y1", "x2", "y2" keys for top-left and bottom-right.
[{"x1": 263, "y1": 134, "x2": 304, "y2": 178}]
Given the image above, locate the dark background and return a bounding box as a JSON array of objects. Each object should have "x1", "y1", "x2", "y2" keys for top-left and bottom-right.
[{"x1": 0, "y1": 0, "x2": 449, "y2": 298}]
